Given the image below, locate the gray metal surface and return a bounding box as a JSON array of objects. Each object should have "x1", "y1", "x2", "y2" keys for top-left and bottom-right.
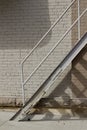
[{"x1": 10, "y1": 32, "x2": 87, "y2": 121}]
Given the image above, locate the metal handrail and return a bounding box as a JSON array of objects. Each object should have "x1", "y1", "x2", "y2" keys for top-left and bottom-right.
[
  {"x1": 21, "y1": 0, "x2": 76, "y2": 64},
  {"x1": 21, "y1": 0, "x2": 77, "y2": 105},
  {"x1": 23, "y1": 9, "x2": 87, "y2": 86},
  {"x1": 21, "y1": 0, "x2": 86, "y2": 105}
]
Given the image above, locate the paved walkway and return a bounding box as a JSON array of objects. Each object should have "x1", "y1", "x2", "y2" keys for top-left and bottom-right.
[{"x1": 0, "y1": 109, "x2": 87, "y2": 130}]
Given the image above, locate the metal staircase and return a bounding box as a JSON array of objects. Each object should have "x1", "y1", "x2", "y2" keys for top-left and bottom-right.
[{"x1": 10, "y1": 0, "x2": 87, "y2": 121}]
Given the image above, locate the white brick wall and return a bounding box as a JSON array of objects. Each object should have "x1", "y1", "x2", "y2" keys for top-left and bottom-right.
[{"x1": 0, "y1": 0, "x2": 72, "y2": 106}]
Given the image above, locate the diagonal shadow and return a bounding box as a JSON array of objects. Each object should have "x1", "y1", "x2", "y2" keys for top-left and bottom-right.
[
  {"x1": 72, "y1": 45, "x2": 87, "y2": 98},
  {"x1": 32, "y1": 45, "x2": 87, "y2": 120}
]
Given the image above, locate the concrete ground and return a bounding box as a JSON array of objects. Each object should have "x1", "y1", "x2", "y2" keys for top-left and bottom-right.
[{"x1": 0, "y1": 109, "x2": 87, "y2": 130}]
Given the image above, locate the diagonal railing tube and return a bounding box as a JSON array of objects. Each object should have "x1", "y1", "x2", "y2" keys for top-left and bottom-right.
[{"x1": 23, "y1": 9, "x2": 87, "y2": 87}]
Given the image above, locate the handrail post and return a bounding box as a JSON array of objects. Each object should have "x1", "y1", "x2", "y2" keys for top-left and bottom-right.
[
  {"x1": 21, "y1": 64, "x2": 25, "y2": 105},
  {"x1": 78, "y1": 0, "x2": 81, "y2": 40}
]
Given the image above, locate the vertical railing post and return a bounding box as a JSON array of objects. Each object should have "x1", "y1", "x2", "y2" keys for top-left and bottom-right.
[
  {"x1": 78, "y1": 0, "x2": 81, "y2": 40},
  {"x1": 21, "y1": 64, "x2": 25, "y2": 106}
]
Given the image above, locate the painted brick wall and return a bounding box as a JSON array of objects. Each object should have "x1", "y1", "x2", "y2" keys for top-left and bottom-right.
[{"x1": 0, "y1": 0, "x2": 72, "y2": 106}]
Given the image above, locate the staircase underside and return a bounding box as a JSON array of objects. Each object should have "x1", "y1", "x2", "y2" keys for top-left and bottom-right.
[{"x1": 10, "y1": 33, "x2": 87, "y2": 121}]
